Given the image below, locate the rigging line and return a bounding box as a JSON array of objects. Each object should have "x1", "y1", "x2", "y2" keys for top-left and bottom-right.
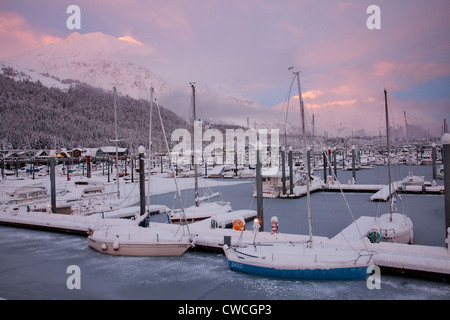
[
  {"x1": 277, "y1": 74, "x2": 297, "y2": 142},
  {"x1": 316, "y1": 139, "x2": 371, "y2": 254},
  {"x1": 319, "y1": 189, "x2": 360, "y2": 255},
  {"x1": 117, "y1": 179, "x2": 138, "y2": 207},
  {"x1": 285, "y1": 75, "x2": 297, "y2": 122},
  {"x1": 155, "y1": 97, "x2": 191, "y2": 235}
]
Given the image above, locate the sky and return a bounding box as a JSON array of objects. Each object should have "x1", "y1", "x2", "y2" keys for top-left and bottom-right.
[{"x1": 0, "y1": 0, "x2": 449, "y2": 138}]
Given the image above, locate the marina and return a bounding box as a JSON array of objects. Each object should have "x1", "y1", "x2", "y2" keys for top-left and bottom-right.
[
  {"x1": 0, "y1": 175, "x2": 449, "y2": 300},
  {"x1": 0, "y1": 0, "x2": 449, "y2": 304},
  {"x1": 0, "y1": 155, "x2": 449, "y2": 299}
]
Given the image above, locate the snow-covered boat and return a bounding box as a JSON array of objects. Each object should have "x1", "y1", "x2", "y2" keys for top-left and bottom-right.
[
  {"x1": 223, "y1": 242, "x2": 370, "y2": 280},
  {"x1": 374, "y1": 211, "x2": 414, "y2": 244},
  {"x1": 224, "y1": 69, "x2": 374, "y2": 280},
  {"x1": 1, "y1": 185, "x2": 48, "y2": 206},
  {"x1": 373, "y1": 89, "x2": 414, "y2": 244},
  {"x1": 169, "y1": 199, "x2": 232, "y2": 223},
  {"x1": 88, "y1": 214, "x2": 194, "y2": 256},
  {"x1": 169, "y1": 84, "x2": 233, "y2": 224}
]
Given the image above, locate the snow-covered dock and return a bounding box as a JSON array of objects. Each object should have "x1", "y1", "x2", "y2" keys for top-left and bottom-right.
[
  {"x1": 0, "y1": 210, "x2": 129, "y2": 235},
  {"x1": 290, "y1": 178, "x2": 444, "y2": 201},
  {"x1": 333, "y1": 216, "x2": 450, "y2": 281},
  {"x1": 0, "y1": 208, "x2": 449, "y2": 281},
  {"x1": 370, "y1": 181, "x2": 444, "y2": 201}
]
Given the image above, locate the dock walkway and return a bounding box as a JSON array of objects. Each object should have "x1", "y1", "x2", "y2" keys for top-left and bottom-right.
[
  {"x1": 0, "y1": 209, "x2": 448, "y2": 281},
  {"x1": 287, "y1": 177, "x2": 444, "y2": 201}
]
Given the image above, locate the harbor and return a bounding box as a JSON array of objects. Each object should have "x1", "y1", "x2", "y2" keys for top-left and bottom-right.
[
  {"x1": 0, "y1": 169, "x2": 449, "y2": 300},
  {"x1": 1, "y1": 153, "x2": 449, "y2": 299},
  {"x1": 1, "y1": 0, "x2": 449, "y2": 304}
]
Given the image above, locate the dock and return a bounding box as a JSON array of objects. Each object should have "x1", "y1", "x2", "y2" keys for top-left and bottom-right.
[
  {"x1": 191, "y1": 214, "x2": 450, "y2": 282},
  {"x1": 369, "y1": 181, "x2": 444, "y2": 201},
  {"x1": 285, "y1": 177, "x2": 444, "y2": 201},
  {"x1": 0, "y1": 208, "x2": 448, "y2": 282}
]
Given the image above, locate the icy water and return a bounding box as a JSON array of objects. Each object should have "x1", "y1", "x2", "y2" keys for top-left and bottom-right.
[{"x1": 0, "y1": 165, "x2": 449, "y2": 300}]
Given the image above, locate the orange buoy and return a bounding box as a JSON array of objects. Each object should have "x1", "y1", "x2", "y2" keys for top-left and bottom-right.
[{"x1": 233, "y1": 217, "x2": 245, "y2": 231}]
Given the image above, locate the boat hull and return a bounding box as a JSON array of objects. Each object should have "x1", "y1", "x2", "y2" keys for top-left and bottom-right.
[
  {"x1": 169, "y1": 202, "x2": 232, "y2": 224},
  {"x1": 88, "y1": 237, "x2": 190, "y2": 257},
  {"x1": 227, "y1": 259, "x2": 368, "y2": 280},
  {"x1": 223, "y1": 244, "x2": 371, "y2": 280}
]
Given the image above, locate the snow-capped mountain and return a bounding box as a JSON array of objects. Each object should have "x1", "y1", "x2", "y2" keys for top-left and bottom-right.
[
  {"x1": 9, "y1": 32, "x2": 166, "y2": 100},
  {"x1": 5, "y1": 31, "x2": 263, "y2": 124}
]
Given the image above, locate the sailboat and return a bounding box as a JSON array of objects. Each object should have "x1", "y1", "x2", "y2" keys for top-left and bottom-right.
[
  {"x1": 223, "y1": 69, "x2": 373, "y2": 280},
  {"x1": 87, "y1": 213, "x2": 193, "y2": 256},
  {"x1": 169, "y1": 83, "x2": 232, "y2": 224},
  {"x1": 372, "y1": 89, "x2": 414, "y2": 244},
  {"x1": 88, "y1": 89, "x2": 194, "y2": 257}
]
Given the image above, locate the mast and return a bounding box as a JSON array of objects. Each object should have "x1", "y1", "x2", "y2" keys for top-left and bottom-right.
[
  {"x1": 385, "y1": 89, "x2": 392, "y2": 222},
  {"x1": 403, "y1": 110, "x2": 408, "y2": 142},
  {"x1": 190, "y1": 82, "x2": 199, "y2": 207},
  {"x1": 294, "y1": 69, "x2": 313, "y2": 248},
  {"x1": 147, "y1": 87, "x2": 154, "y2": 214},
  {"x1": 113, "y1": 87, "x2": 120, "y2": 199}
]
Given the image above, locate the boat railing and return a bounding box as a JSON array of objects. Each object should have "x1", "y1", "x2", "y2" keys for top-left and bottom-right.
[{"x1": 381, "y1": 227, "x2": 397, "y2": 242}]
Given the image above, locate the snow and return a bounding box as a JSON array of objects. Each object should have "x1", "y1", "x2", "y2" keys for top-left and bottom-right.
[
  {"x1": 7, "y1": 32, "x2": 166, "y2": 100},
  {"x1": 0, "y1": 168, "x2": 449, "y2": 278},
  {"x1": 441, "y1": 133, "x2": 450, "y2": 145},
  {"x1": 0, "y1": 169, "x2": 250, "y2": 232}
]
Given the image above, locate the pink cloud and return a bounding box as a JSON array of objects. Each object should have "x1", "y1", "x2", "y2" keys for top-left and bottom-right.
[
  {"x1": 373, "y1": 59, "x2": 450, "y2": 86},
  {"x1": 0, "y1": 11, "x2": 62, "y2": 59}
]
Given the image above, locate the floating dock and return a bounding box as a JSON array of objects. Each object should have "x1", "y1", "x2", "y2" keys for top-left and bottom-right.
[
  {"x1": 0, "y1": 209, "x2": 448, "y2": 282},
  {"x1": 285, "y1": 179, "x2": 444, "y2": 201}
]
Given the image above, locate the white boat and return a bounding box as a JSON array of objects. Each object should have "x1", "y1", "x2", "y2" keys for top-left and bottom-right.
[
  {"x1": 88, "y1": 89, "x2": 196, "y2": 257},
  {"x1": 402, "y1": 174, "x2": 424, "y2": 186},
  {"x1": 373, "y1": 89, "x2": 414, "y2": 244},
  {"x1": 224, "y1": 69, "x2": 374, "y2": 280},
  {"x1": 374, "y1": 211, "x2": 414, "y2": 244},
  {"x1": 419, "y1": 152, "x2": 433, "y2": 165},
  {"x1": 169, "y1": 84, "x2": 233, "y2": 224},
  {"x1": 1, "y1": 185, "x2": 48, "y2": 206},
  {"x1": 169, "y1": 199, "x2": 232, "y2": 223},
  {"x1": 223, "y1": 242, "x2": 371, "y2": 280},
  {"x1": 252, "y1": 166, "x2": 301, "y2": 198},
  {"x1": 88, "y1": 220, "x2": 194, "y2": 257}
]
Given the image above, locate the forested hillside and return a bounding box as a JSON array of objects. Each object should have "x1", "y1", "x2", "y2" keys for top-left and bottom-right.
[{"x1": 0, "y1": 69, "x2": 189, "y2": 152}]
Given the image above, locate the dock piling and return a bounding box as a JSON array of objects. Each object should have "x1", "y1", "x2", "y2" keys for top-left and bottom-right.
[
  {"x1": 138, "y1": 146, "x2": 146, "y2": 218},
  {"x1": 441, "y1": 133, "x2": 450, "y2": 248},
  {"x1": 50, "y1": 157, "x2": 56, "y2": 213}
]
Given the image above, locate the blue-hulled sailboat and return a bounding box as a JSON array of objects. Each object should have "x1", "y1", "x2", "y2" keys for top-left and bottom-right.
[{"x1": 223, "y1": 69, "x2": 374, "y2": 280}]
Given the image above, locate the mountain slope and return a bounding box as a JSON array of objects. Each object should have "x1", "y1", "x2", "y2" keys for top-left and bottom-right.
[
  {"x1": 0, "y1": 70, "x2": 184, "y2": 150},
  {"x1": 10, "y1": 32, "x2": 166, "y2": 100}
]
